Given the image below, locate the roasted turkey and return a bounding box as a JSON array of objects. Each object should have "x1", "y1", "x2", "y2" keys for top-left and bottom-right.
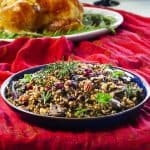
[{"x1": 0, "y1": 0, "x2": 83, "y2": 33}]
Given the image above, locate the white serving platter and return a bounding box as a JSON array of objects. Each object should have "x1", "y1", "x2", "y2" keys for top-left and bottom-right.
[{"x1": 0, "y1": 7, "x2": 123, "y2": 41}]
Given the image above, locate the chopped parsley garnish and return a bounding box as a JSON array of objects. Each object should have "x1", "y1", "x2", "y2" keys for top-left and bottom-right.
[
  {"x1": 112, "y1": 70, "x2": 125, "y2": 78},
  {"x1": 96, "y1": 92, "x2": 112, "y2": 104},
  {"x1": 74, "y1": 108, "x2": 87, "y2": 117},
  {"x1": 20, "y1": 74, "x2": 32, "y2": 83}
]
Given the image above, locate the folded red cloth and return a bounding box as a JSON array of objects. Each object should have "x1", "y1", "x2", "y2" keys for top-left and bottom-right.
[{"x1": 0, "y1": 6, "x2": 150, "y2": 150}]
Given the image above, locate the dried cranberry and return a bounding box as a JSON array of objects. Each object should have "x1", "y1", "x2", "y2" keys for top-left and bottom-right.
[
  {"x1": 84, "y1": 69, "x2": 93, "y2": 77},
  {"x1": 54, "y1": 82, "x2": 64, "y2": 89},
  {"x1": 45, "y1": 86, "x2": 51, "y2": 91},
  {"x1": 26, "y1": 84, "x2": 33, "y2": 90},
  {"x1": 85, "y1": 68, "x2": 92, "y2": 73},
  {"x1": 22, "y1": 101, "x2": 28, "y2": 106}
]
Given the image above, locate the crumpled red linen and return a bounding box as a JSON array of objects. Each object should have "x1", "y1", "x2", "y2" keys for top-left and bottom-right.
[{"x1": 0, "y1": 5, "x2": 150, "y2": 150}]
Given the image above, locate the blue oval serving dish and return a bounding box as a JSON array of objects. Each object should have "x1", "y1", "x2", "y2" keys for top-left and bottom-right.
[{"x1": 0, "y1": 63, "x2": 150, "y2": 130}]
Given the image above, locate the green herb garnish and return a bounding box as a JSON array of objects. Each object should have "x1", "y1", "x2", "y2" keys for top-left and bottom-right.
[
  {"x1": 41, "y1": 91, "x2": 52, "y2": 104},
  {"x1": 74, "y1": 108, "x2": 87, "y2": 117},
  {"x1": 112, "y1": 70, "x2": 125, "y2": 78},
  {"x1": 125, "y1": 85, "x2": 139, "y2": 98},
  {"x1": 45, "y1": 61, "x2": 78, "y2": 78},
  {"x1": 96, "y1": 92, "x2": 112, "y2": 104},
  {"x1": 20, "y1": 74, "x2": 32, "y2": 83}
]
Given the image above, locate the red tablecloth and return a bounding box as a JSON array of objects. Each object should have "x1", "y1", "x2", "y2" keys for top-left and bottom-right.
[{"x1": 0, "y1": 5, "x2": 150, "y2": 150}]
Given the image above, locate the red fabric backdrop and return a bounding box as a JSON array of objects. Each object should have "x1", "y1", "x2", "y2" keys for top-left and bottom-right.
[{"x1": 0, "y1": 5, "x2": 150, "y2": 150}]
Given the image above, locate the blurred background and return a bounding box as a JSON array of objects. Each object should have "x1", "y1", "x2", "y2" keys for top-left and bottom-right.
[{"x1": 80, "y1": 0, "x2": 150, "y2": 17}]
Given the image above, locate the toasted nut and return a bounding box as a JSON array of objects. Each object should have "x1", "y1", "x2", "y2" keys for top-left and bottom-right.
[{"x1": 83, "y1": 80, "x2": 93, "y2": 92}]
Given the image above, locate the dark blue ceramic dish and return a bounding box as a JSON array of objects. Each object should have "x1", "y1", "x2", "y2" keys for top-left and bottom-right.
[{"x1": 1, "y1": 64, "x2": 150, "y2": 130}]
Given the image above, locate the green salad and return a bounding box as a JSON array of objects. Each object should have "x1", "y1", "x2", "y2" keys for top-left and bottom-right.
[{"x1": 0, "y1": 13, "x2": 116, "y2": 39}]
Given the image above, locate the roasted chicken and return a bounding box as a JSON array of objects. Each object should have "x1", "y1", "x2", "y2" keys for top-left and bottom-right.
[{"x1": 0, "y1": 0, "x2": 83, "y2": 33}]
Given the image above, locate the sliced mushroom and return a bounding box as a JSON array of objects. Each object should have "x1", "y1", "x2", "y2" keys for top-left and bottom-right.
[
  {"x1": 64, "y1": 80, "x2": 78, "y2": 89},
  {"x1": 90, "y1": 75, "x2": 104, "y2": 82},
  {"x1": 109, "y1": 98, "x2": 122, "y2": 110},
  {"x1": 71, "y1": 75, "x2": 87, "y2": 81},
  {"x1": 111, "y1": 88, "x2": 125, "y2": 99},
  {"x1": 11, "y1": 81, "x2": 20, "y2": 99},
  {"x1": 49, "y1": 104, "x2": 65, "y2": 117}
]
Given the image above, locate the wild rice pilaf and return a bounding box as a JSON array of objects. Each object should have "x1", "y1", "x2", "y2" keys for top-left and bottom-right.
[{"x1": 6, "y1": 62, "x2": 144, "y2": 118}]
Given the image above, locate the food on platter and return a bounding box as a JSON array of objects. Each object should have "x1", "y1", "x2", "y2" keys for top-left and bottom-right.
[
  {"x1": 0, "y1": 0, "x2": 116, "y2": 39},
  {"x1": 0, "y1": 0, "x2": 83, "y2": 32},
  {"x1": 6, "y1": 62, "x2": 144, "y2": 118}
]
